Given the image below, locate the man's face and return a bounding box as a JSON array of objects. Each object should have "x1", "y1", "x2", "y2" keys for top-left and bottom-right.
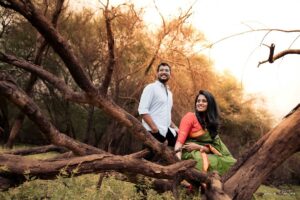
[{"x1": 157, "y1": 65, "x2": 171, "y2": 83}]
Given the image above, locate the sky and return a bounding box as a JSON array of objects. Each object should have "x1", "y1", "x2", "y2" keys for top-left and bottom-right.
[{"x1": 73, "y1": 0, "x2": 300, "y2": 120}]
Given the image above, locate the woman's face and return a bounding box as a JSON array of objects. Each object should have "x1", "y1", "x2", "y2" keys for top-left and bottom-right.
[{"x1": 196, "y1": 94, "x2": 208, "y2": 112}]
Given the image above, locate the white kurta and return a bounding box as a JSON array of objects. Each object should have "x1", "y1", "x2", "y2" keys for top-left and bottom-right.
[{"x1": 138, "y1": 80, "x2": 176, "y2": 137}]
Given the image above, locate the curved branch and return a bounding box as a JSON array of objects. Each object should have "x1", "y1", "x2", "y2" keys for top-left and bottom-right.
[
  {"x1": 199, "y1": 28, "x2": 300, "y2": 52},
  {"x1": 258, "y1": 48, "x2": 300, "y2": 67}
]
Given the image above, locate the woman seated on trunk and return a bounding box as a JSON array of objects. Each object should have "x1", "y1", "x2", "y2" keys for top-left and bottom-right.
[{"x1": 174, "y1": 90, "x2": 236, "y2": 175}]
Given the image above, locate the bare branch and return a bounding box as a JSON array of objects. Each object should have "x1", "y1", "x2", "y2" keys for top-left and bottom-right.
[
  {"x1": 99, "y1": 7, "x2": 116, "y2": 95},
  {"x1": 199, "y1": 28, "x2": 300, "y2": 51},
  {"x1": 258, "y1": 48, "x2": 300, "y2": 67}
]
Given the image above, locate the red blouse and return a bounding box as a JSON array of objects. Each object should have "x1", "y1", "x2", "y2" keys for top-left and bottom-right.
[{"x1": 177, "y1": 112, "x2": 206, "y2": 144}]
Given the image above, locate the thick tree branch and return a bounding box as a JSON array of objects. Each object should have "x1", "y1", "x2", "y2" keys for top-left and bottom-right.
[
  {"x1": 0, "y1": 153, "x2": 196, "y2": 180},
  {"x1": 224, "y1": 106, "x2": 300, "y2": 200}
]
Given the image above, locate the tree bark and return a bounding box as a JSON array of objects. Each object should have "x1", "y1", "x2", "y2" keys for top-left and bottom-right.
[
  {"x1": 0, "y1": 96, "x2": 9, "y2": 142},
  {"x1": 0, "y1": 153, "x2": 196, "y2": 190},
  {"x1": 223, "y1": 105, "x2": 300, "y2": 200},
  {"x1": 84, "y1": 105, "x2": 95, "y2": 145}
]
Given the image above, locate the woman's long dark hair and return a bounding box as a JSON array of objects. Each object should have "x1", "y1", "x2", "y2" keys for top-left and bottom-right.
[{"x1": 195, "y1": 90, "x2": 220, "y2": 139}]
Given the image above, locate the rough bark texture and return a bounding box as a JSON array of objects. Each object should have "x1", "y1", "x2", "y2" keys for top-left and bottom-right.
[
  {"x1": 223, "y1": 106, "x2": 300, "y2": 200},
  {"x1": 0, "y1": 153, "x2": 196, "y2": 189}
]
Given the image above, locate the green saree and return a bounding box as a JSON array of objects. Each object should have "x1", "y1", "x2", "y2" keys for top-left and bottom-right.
[{"x1": 182, "y1": 132, "x2": 236, "y2": 175}]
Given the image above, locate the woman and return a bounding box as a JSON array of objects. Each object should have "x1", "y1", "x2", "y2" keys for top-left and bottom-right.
[{"x1": 174, "y1": 90, "x2": 236, "y2": 175}]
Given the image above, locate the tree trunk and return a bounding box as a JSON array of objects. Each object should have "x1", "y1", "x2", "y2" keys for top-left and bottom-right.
[
  {"x1": 0, "y1": 153, "x2": 196, "y2": 190},
  {"x1": 0, "y1": 96, "x2": 9, "y2": 142},
  {"x1": 84, "y1": 105, "x2": 95, "y2": 145},
  {"x1": 223, "y1": 105, "x2": 300, "y2": 200},
  {"x1": 5, "y1": 113, "x2": 25, "y2": 148}
]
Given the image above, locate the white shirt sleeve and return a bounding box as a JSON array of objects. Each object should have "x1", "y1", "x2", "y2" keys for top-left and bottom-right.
[{"x1": 138, "y1": 84, "x2": 153, "y2": 115}]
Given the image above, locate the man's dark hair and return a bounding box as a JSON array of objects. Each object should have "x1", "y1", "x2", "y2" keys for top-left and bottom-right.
[{"x1": 156, "y1": 62, "x2": 171, "y2": 72}]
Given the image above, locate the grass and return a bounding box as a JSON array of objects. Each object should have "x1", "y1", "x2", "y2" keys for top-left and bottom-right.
[
  {"x1": 1, "y1": 173, "x2": 299, "y2": 200},
  {"x1": 253, "y1": 184, "x2": 300, "y2": 200},
  {"x1": 0, "y1": 174, "x2": 178, "y2": 200}
]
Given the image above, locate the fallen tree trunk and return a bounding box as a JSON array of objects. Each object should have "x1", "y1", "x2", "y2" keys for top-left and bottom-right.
[
  {"x1": 0, "y1": 153, "x2": 196, "y2": 190},
  {"x1": 223, "y1": 105, "x2": 300, "y2": 200}
]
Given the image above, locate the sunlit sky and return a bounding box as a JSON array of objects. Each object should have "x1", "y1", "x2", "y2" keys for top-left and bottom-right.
[{"x1": 73, "y1": 0, "x2": 300, "y2": 120}]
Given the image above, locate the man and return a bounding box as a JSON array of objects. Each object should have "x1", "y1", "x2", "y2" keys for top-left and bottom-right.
[{"x1": 138, "y1": 62, "x2": 178, "y2": 147}]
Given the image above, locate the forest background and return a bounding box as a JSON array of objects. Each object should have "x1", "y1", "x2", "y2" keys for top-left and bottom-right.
[{"x1": 0, "y1": 0, "x2": 299, "y2": 194}]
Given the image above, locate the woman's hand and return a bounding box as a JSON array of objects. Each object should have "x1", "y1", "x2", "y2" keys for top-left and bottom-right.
[
  {"x1": 183, "y1": 142, "x2": 209, "y2": 153},
  {"x1": 182, "y1": 142, "x2": 202, "y2": 151}
]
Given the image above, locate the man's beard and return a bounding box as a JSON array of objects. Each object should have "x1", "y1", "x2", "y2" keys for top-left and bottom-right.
[{"x1": 158, "y1": 76, "x2": 169, "y2": 83}]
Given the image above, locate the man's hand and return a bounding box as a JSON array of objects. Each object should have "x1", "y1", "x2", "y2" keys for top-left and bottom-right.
[
  {"x1": 151, "y1": 127, "x2": 159, "y2": 134},
  {"x1": 170, "y1": 121, "x2": 179, "y2": 132},
  {"x1": 141, "y1": 114, "x2": 159, "y2": 133}
]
